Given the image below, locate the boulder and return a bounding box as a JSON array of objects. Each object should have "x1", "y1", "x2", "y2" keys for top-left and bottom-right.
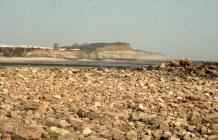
[
  {"x1": 159, "y1": 63, "x2": 166, "y2": 69},
  {"x1": 170, "y1": 60, "x2": 180, "y2": 67},
  {"x1": 179, "y1": 58, "x2": 192, "y2": 66}
]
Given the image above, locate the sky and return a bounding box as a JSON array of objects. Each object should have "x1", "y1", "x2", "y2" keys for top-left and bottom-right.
[{"x1": 0, "y1": 0, "x2": 218, "y2": 60}]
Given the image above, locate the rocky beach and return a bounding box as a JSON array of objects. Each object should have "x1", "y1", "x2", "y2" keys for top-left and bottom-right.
[{"x1": 0, "y1": 61, "x2": 217, "y2": 140}]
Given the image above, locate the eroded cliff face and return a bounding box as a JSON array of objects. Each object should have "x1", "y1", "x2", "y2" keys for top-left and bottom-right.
[
  {"x1": 80, "y1": 43, "x2": 137, "y2": 59},
  {"x1": 78, "y1": 42, "x2": 165, "y2": 60},
  {"x1": 95, "y1": 44, "x2": 136, "y2": 59},
  {"x1": 96, "y1": 50, "x2": 136, "y2": 59}
]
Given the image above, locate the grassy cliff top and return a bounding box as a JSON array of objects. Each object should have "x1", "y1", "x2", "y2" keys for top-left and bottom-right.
[{"x1": 63, "y1": 42, "x2": 133, "y2": 51}]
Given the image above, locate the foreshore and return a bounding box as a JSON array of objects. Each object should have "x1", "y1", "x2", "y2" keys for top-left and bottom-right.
[{"x1": 0, "y1": 63, "x2": 217, "y2": 139}]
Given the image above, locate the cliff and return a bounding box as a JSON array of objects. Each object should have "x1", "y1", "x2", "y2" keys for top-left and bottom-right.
[
  {"x1": 0, "y1": 43, "x2": 165, "y2": 60},
  {"x1": 76, "y1": 42, "x2": 137, "y2": 59}
]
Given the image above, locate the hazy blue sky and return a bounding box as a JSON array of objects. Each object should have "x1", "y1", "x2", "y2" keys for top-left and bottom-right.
[{"x1": 0, "y1": 0, "x2": 218, "y2": 60}]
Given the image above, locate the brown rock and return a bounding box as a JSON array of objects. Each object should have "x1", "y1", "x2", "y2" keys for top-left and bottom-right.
[
  {"x1": 163, "y1": 131, "x2": 172, "y2": 138},
  {"x1": 88, "y1": 135, "x2": 107, "y2": 140},
  {"x1": 13, "y1": 127, "x2": 42, "y2": 140},
  {"x1": 186, "y1": 95, "x2": 202, "y2": 101},
  {"x1": 159, "y1": 124, "x2": 170, "y2": 131},
  {"x1": 169, "y1": 135, "x2": 180, "y2": 140},
  {"x1": 141, "y1": 135, "x2": 152, "y2": 140},
  {"x1": 86, "y1": 111, "x2": 101, "y2": 120},
  {"x1": 0, "y1": 104, "x2": 11, "y2": 112},
  {"x1": 48, "y1": 127, "x2": 70, "y2": 137},
  {"x1": 35, "y1": 103, "x2": 48, "y2": 114},
  {"x1": 159, "y1": 63, "x2": 166, "y2": 69},
  {"x1": 82, "y1": 127, "x2": 92, "y2": 136},
  {"x1": 137, "y1": 104, "x2": 144, "y2": 111},
  {"x1": 99, "y1": 113, "x2": 120, "y2": 127},
  {"x1": 133, "y1": 98, "x2": 145, "y2": 103},
  {"x1": 183, "y1": 132, "x2": 192, "y2": 140},
  {"x1": 119, "y1": 123, "x2": 133, "y2": 132},
  {"x1": 46, "y1": 118, "x2": 61, "y2": 127},
  {"x1": 84, "y1": 124, "x2": 99, "y2": 132},
  {"x1": 117, "y1": 110, "x2": 130, "y2": 120},
  {"x1": 128, "y1": 101, "x2": 137, "y2": 109},
  {"x1": 59, "y1": 133, "x2": 79, "y2": 140},
  {"x1": 1, "y1": 133, "x2": 12, "y2": 140},
  {"x1": 171, "y1": 60, "x2": 180, "y2": 67},
  {"x1": 77, "y1": 109, "x2": 88, "y2": 118},
  {"x1": 188, "y1": 112, "x2": 202, "y2": 126},
  {"x1": 153, "y1": 130, "x2": 163, "y2": 139},
  {"x1": 130, "y1": 112, "x2": 139, "y2": 121},
  {"x1": 205, "y1": 113, "x2": 218, "y2": 123},
  {"x1": 200, "y1": 126, "x2": 208, "y2": 135},
  {"x1": 179, "y1": 58, "x2": 192, "y2": 66},
  {"x1": 208, "y1": 135, "x2": 218, "y2": 140},
  {"x1": 211, "y1": 124, "x2": 218, "y2": 134},
  {"x1": 138, "y1": 114, "x2": 157, "y2": 125},
  {"x1": 59, "y1": 120, "x2": 71, "y2": 128},
  {"x1": 111, "y1": 128, "x2": 125, "y2": 140},
  {"x1": 174, "y1": 118, "x2": 187, "y2": 127},
  {"x1": 126, "y1": 130, "x2": 137, "y2": 140},
  {"x1": 42, "y1": 94, "x2": 53, "y2": 101},
  {"x1": 100, "y1": 129, "x2": 111, "y2": 139},
  {"x1": 68, "y1": 117, "x2": 83, "y2": 131}
]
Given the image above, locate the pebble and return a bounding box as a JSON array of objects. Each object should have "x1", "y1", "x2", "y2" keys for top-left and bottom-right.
[
  {"x1": 111, "y1": 128, "x2": 125, "y2": 140},
  {"x1": 208, "y1": 135, "x2": 218, "y2": 140},
  {"x1": 163, "y1": 131, "x2": 172, "y2": 138},
  {"x1": 68, "y1": 117, "x2": 83, "y2": 130},
  {"x1": 138, "y1": 103, "x2": 144, "y2": 111},
  {"x1": 126, "y1": 130, "x2": 137, "y2": 140},
  {"x1": 59, "y1": 133, "x2": 79, "y2": 140},
  {"x1": 59, "y1": 120, "x2": 71, "y2": 128},
  {"x1": 142, "y1": 135, "x2": 152, "y2": 140},
  {"x1": 205, "y1": 113, "x2": 218, "y2": 123},
  {"x1": 100, "y1": 129, "x2": 111, "y2": 139},
  {"x1": 82, "y1": 127, "x2": 92, "y2": 136},
  {"x1": 48, "y1": 126, "x2": 70, "y2": 137}
]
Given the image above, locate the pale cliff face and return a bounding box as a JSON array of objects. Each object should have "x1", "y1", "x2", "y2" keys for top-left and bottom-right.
[
  {"x1": 92, "y1": 44, "x2": 136, "y2": 59},
  {"x1": 96, "y1": 50, "x2": 136, "y2": 59}
]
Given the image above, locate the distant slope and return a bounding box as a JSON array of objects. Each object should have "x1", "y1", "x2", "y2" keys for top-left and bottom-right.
[
  {"x1": 135, "y1": 50, "x2": 165, "y2": 60},
  {"x1": 0, "y1": 44, "x2": 79, "y2": 58}
]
